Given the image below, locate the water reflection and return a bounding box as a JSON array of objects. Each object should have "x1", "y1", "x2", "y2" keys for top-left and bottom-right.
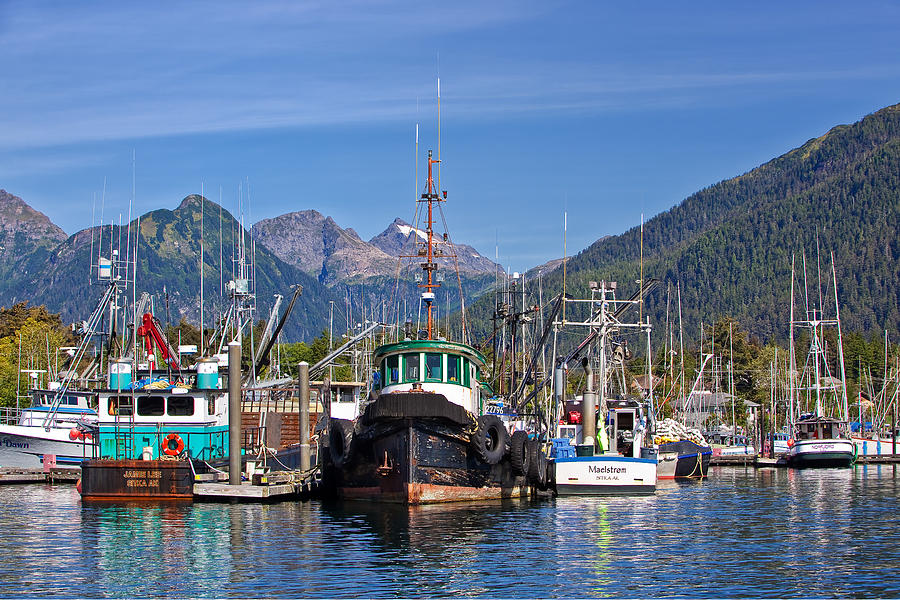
[{"x1": 0, "y1": 468, "x2": 898, "y2": 598}]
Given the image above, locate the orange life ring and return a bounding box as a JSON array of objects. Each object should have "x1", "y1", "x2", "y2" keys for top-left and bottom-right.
[
  {"x1": 787, "y1": 439, "x2": 795, "y2": 448},
  {"x1": 161, "y1": 433, "x2": 185, "y2": 456}
]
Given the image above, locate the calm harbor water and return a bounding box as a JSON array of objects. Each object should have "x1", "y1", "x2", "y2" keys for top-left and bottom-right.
[{"x1": 0, "y1": 466, "x2": 898, "y2": 598}]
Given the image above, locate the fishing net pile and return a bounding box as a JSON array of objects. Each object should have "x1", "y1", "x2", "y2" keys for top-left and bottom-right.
[{"x1": 654, "y1": 418, "x2": 707, "y2": 445}]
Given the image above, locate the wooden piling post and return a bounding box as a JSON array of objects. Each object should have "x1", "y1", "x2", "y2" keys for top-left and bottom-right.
[
  {"x1": 228, "y1": 341, "x2": 242, "y2": 486},
  {"x1": 299, "y1": 362, "x2": 310, "y2": 471},
  {"x1": 893, "y1": 404, "x2": 897, "y2": 456}
]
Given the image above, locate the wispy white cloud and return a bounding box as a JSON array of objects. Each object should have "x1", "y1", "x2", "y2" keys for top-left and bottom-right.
[
  {"x1": 0, "y1": 149, "x2": 111, "y2": 178},
  {"x1": 1, "y1": 1, "x2": 899, "y2": 150}
]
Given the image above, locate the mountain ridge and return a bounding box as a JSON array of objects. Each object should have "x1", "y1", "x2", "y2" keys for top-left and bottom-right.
[{"x1": 464, "y1": 102, "x2": 900, "y2": 343}]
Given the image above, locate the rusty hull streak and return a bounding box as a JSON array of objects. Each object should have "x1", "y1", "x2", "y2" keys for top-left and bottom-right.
[{"x1": 339, "y1": 482, "x2": 531, "y2": 504}]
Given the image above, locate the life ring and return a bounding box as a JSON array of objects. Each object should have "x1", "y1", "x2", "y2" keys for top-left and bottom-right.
[
  {"x1": 161, "y1": 433, "x2": 185, "y2": 456},
  {"x1": 787, "y1": 439, "x2": 795, "y2": 448}
]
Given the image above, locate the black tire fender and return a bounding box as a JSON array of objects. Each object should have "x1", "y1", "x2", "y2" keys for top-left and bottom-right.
[
  {"x1": 509, "y1": 430, "x2": 529, "y2": 475},
  {"x1": 329, "y1": 418, "x2": 354, "y2": 468},
  {"x1": 472, "y1": 414, "x2": 509, "y2": 465},
  {"x1": 527, "y1": 439, "x2": 547, "y2": 487}
]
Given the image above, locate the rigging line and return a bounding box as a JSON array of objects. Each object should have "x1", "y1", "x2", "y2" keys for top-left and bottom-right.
[
  {"x1": 200, "y1": 181, "x2": 205, "y2": 353},
  {"x1": 435, "y1": 202, "x2": 468, "y2": 342}
]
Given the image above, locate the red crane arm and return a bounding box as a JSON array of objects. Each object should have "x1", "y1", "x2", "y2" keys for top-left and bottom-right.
[{"x1": 136, "y1": 313, "x2": 182, "y2": 371}]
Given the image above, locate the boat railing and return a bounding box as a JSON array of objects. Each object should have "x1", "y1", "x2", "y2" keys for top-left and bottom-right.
[
  {"x1": 242, "y1": 425, "x2": 267, "y2": 454},
  {"x1": 88, "y1": 426, "x2": 229, "y2": 462},
  {"x1": 242, "y1": 386, "x2": 299, "y2": 414},
  {"x1": 0, "y1": 406, "x2": 24, "y2": 426}
]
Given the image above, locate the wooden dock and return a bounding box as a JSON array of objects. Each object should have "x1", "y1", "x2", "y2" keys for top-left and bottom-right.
[
  {"x1": 710, "y1": 454, "x2": 900, "y2": 467},
  {"x1": 709, "y1": 455, "x2": 757, "y2": 466},
  {"x1": 0, "y1": 467, "x2": 80, "y2": 484},
  {"x1": 855, "y1": 455, "x2": 900, "y2": 465},
  {"x1": 193, "y1": 469, "x2": 318, "y2": 501},
  {"x1": 194, "y1": 481, "x2": 299, "y2": 500}
]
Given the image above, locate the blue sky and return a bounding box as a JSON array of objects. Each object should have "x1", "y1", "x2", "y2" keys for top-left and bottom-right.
[{"x1": 1, "y1": 1, "x2": 899, "y2": 272}]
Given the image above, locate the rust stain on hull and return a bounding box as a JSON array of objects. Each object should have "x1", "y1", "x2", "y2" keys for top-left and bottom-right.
[{"x1": 339, "y1": 482, "x2": 531, "y2": 505}]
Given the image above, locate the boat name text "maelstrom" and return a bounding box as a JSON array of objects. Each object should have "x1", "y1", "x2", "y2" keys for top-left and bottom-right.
[{"x1": 588, "y1": 465, "x2": 627, "y2": 474}]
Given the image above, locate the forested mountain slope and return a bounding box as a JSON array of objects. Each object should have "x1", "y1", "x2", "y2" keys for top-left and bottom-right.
[{"x1": 466, "y1": 103, "x2": 900, "y2": 344}]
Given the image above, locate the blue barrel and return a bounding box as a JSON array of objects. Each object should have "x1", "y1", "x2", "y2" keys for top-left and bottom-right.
[
  {"x1": 197, "y1": 359, "x2": 220, "y2": 390},
  {"x1": 108, "y1": 359, "x2": 133, "y2": 390}
]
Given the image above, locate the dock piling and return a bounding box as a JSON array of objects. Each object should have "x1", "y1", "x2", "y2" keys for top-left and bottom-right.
[
  {"x1": 228, "y1": 341, "x2": 241, "y2": 485},
  {"x1": 299, "y1": 361, "x2": 310, "y2": 472}
]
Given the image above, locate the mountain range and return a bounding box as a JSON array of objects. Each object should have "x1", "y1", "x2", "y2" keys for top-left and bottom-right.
[
  {"x1": 2, "y1": 102, "x2": 900, "y2": 346},
  {"x1": 251, "y1": 212, "x2": 496, "y2": 286},
  {"x1": 0, "y1": 192, "x2": 499, "y2": 342}
]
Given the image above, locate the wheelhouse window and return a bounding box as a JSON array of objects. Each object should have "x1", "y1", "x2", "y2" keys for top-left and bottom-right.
[
  {"x1": 108, "y1": 396, "x2": 133, "y2": 416},
  {"x1": 404, "y1": 353, "x2": 420, "y2": 382},
  {"x1": 137, "y1": 396, "x2": 165, "y2": 416},
  {"x1": 447, "y1": 355, "x2": 460, "y2": 383},
  {"x1": 425, "y1": 353, "x2": 443, "y2": 381},
  {"x1": 168, "y1": 396, "x2": 195, "y2": 416},
  {"x1": 386, "y1": 355, "x2": 400, "y2": 385}
]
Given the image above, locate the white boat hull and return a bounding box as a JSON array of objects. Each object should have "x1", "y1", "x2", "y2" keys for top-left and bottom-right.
[
  {"x1": 0, "y1": 425, "x2": 91, "y2": 469},
  {"x1": 851, "y1": 436, "x2": 899, "y2": 457},
  {"x1": 657, "y1": 451, "x2": 678, "y2": 478},
  {"x1": 554, "y1": 455, "x2": 657, "y2": 495},
  {"x1": 786, "y1": 438, "x2": 854, "y2": 468}
]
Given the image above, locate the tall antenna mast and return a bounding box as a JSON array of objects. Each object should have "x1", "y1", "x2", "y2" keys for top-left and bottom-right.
[
  {"x1": 437, "y1": 76, "x2": 442, "y2": 194},
  {"x1": 200, "y1": 182, "x2": 205, "y2": 353},
  {"x1": 415, "y1": 122, "x2": 419, "y2": 212},
  {"x1": 639, "y1": 214, "x2": 644, "y2": 325},
  {"x1": 562, "y1": 209, "x2": 567, "y2": 323},
  {"x1": 418, "y1": 149, "x2": 443, "y2": 339},
  {"x1": 831, "y1": 253, "x2": 849, "y2": 421},
  {"x1": 789, "y1": 255, "x2": 796, "y2": 426}
]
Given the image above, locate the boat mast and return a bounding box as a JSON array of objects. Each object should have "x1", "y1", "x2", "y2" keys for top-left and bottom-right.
[{"x1": 419, "y1": 149, "x2": 443, "y2": 340}]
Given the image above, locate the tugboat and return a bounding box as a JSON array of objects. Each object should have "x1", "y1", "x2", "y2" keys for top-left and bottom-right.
[{"x1": 320, "y1": 150, "x2": 544, "y2": 504}]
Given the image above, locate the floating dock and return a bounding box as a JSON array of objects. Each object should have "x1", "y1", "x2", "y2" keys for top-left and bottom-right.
[
  {"x1": 0, "y1": 467, "x2": 80, "y2": 484},
  {"x1": 192, "y1": 469, "x2": 318, "y2": 502},
  {"x1": 710, "y1": 454, "x2": 900, "y2": 467}
]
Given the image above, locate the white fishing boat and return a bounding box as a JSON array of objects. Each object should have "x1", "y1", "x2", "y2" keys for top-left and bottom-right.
[
  {"x1": 785, "y1": 414, "x2": 854, "y2": 467},
  {"x1": 851, "y1": 433, "x2": 898, "y2": 457},
  {"x1": 784, "y1": 254, "x2": 854, "y2": 469},
  {"x1": 553, "y1": 397, "x2": 657, "y2": 495},
  {"x1": 549, "y1": 280, "x2": 658, "y2": 495},
  {"x1": 0, "y1": 388, "x2": 98, "y2": 468}
]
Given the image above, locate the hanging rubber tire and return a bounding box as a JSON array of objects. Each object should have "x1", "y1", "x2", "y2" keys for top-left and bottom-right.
[
  {"x1": 543, "y1": 455, "x2": 555, "y2": 491},
  {"x1": 527, "y1": 440, "x2": 547, "y2": 487},
  {"x1": 509, "y1": 430, "x2": 529, "y2": 475},
  {"x1": 472, "y1": 414, "x2": 508, "y2": 465},
  {"x1": 329, "y1": 418, "x2": 354, "y2": 468}
]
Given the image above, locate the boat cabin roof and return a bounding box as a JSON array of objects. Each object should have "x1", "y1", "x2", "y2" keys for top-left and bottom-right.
[
  {"x1": 97, "y1": 389, "x2": 223, "y2": 425},
  {"x1": 374, "y1": 340, "x2": 486, "y2": 368}
]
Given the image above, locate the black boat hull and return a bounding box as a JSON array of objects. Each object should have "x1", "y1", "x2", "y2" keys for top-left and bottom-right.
[
  {"x1": 321, "y1": 394, "x2": 533, "y2": 504},
  {"x1": 657, "y1": 440, "x2": 712, "y2": 479}
]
